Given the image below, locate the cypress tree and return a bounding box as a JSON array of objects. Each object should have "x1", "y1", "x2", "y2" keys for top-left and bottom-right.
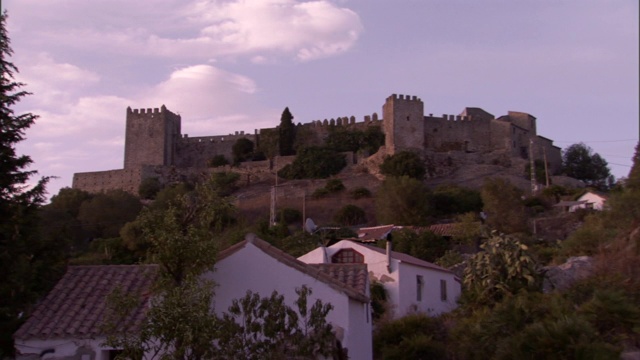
[
  {"x1": 0, "y1": 11, "x2": 52, "y2": 356},
  {"x1": 278, "y1": 107, "x2": 295, "y2": 156}
]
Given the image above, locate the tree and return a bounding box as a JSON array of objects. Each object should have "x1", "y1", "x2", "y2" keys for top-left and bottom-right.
[
  {"x1": 333, "y1": 204, "x2": 367, "y2": 226},
  {"x1": 562, "y1": 143, "x2": 612, "y2": 189},
  {"x1": 375, "y1": 176, "x2": 432, "y2": 225},
  {"x1": 0, "y1": 12, "x2": 54, "y2": 356},
  {"x1": 77, "y1": 189, "x2": 142, "y2": 240},
  {"x1": 232, "y1": 138, "x2": 255, "y2": 164},
  {"x1": 216, "y1": 286, "x2": 339, "y2": 359},
  {"x1": 625, "y1": 142, "x2": 640, "y2": 191},
  {"x1": 105, "y1": 181, "x2": 234, "y2": 359},
  {"x1": 279, "y1": 107, "x2": 296, "y2": 156},
  {"x1": 139, "y1": 177, "x2": 162, "y2": 199},
  {"x1": 278, "y1": 146, "x2": 346, "y2": 179},
  {"x1": 380, "y1": 151, "x2": 426, "y2": 179},
  {"x1": 462, "y1": 232, "x2": 542, "y2": 305},
  {"x1": 384, "y1": 228, "x2": 450, "y2": 263},
  {"x1": 480, "y1": 178, "x2": 528, "y2": 234}
]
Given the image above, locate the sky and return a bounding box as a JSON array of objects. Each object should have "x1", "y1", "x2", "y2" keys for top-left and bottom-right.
[{"x1": 3, "y1": 0, "x2": 638, "y2": 199}]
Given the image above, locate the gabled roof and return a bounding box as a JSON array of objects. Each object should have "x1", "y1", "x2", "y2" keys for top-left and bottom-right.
[
  {"x1": 15, "y1": 265, "x2": 158, "y2": 341},
  {"x1": 308, "y1": 264, "x2": 368, "y2": 296},
  {"x1": 218, "y1": 234, "x2": 369, "y2": 303},
  {"x1": 337, "y1": 240, "x2": 453, "y2": 275}
]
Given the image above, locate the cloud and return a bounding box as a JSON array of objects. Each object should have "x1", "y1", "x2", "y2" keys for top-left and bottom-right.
[
  {"x1": 7, "y1": 0, "x2": 363, "y2": 63},
  {"x1": 137, "y1": 64, "x2": 276, "y2": 135}
]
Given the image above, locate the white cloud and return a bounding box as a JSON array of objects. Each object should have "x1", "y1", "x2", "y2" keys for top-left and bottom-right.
[
  {"x1": 7, "y1": 0, "x2": 363, "y2": 62},
  {"x1": 137, "y1": 64, "x2": 275, "y2": 136}
]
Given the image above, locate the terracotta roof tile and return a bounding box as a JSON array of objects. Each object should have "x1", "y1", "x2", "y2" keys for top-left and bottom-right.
[
  {"x1": 356, "y1": 225, "x2": 395, "y2": 242},
  {"x1": 15, "y1": 265, "x2": 158, "y2": 341},
  {"x1": 308, "y1": 264, "x2": 368, "y2": 296}
]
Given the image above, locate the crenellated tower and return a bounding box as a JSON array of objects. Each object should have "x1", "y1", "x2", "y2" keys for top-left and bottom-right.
[
  {"x1": 124, "y1": 105, "x2": 181, "y2": 169},
  {"x1": 383, "y1": 94, "x2": 425, "y2": 155}
]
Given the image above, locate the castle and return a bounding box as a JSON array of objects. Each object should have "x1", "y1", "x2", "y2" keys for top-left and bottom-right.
[{"x1": 72, "y1": 94, "x2": 562, "y2": 194}]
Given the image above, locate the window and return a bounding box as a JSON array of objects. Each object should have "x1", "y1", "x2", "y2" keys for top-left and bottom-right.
[
  {"x1": 440, "y1": 279, "x2": 447, "y2": 301},
  {"x1": 331, "y1": 249, "x2": 364, "y2": 264},
  {"x1": 416, "y1": 275, "x2": 424, "y2": 302}
]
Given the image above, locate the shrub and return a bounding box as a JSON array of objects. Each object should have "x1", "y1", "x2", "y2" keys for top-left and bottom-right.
[
  {"x1": 380, "y1": 151, "x2": 426, "y2": 179},
  {"x1": 324, "y1": 179, "x2": 345, "y2": 192},
  {"x1": 278, "y1": 147, "x2": 346, "y2": 179},
  {"x1": 333, "y1": 204, "x2": 367, "y2": 226},
  {"x1": 277, "y1": 208, "x2": 302, "y2": 225},
  {"x1": 138, "y1": 177, "x2": 162, "y2": 200},
  {"x1": 349, "y1": 187, "x2": 372, "y2": 199},
  {"x1": 208, "y1": 155, "x2": 229, "y2": 167},
  {"x1": 311, "y1": 188, "x2": 330, "y2": 199},
  {"x1": 373, "y1": 314, "x2": 448, "y2": 360},
  {"x1": 231, "y1": 138, "x2": 254, "y2": 164}
]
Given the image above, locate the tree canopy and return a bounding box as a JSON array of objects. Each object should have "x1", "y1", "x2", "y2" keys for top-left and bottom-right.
[
  {"x1": 380, "y1": 151, "x2": 426, "y2": 180},
  {"x1": 562, "y1": 143, "x2": 612, "y2": 189},
  {"x1": 0, "y1": 12, "x2": 54, "y2": 356},
  {"x1": 278, "y1": 107, "x2": 296, "y2": 156}
]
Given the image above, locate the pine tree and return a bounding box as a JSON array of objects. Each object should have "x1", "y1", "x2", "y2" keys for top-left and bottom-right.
[
  {"x1": 0, "y1": 11, "x2": 51, "y2": 356},
  {"x1": 278, "y1": 107, "x2": 295, "y2": 156}
]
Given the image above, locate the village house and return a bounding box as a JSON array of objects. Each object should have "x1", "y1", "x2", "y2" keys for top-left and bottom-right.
[
  {"x1": 297, "y1": 239, "x2": 461, "y2": 319},
  {"x1": 14, "y1": 234, "x2": 373, "y2": 360},
  {"x1": 569, "y1": 191, "x2": 608, "y2": 212}
]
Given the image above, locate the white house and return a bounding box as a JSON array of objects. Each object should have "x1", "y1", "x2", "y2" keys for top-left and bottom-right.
[
  {"x1": 569, "y1": 191, "x2": 608, "y2": 212},
  {"x1": 14, "y1": 235, "x2": 372, "y2": 360},
  {"x1": 206, "y1": 234, "x2": 372, "y2": 359},
  {"x1": 14, "y1": 265, "x2": 158, "y2": 360},
  {"x1": 298, "y1": 240, "x2": 461, "y2": 319}
]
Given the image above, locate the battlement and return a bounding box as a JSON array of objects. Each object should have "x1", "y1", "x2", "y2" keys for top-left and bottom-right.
[
  {"x1": 309, "y1": 113, "x2": 382, "y2": 127},
  {"x1": 386, "y1": 93, "x2": 423, "y2": 103},
  {"x1": 181, "y1": 131, "x2": 257, "y2": 144},
  {"x1": 426, "y1": 113, "x2": 473, "y2": 122}
]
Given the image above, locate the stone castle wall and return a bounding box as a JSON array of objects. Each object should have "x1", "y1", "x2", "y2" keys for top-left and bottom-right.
[{"x1": 73, "y1": 93, "x2": 563, "y2": 195}]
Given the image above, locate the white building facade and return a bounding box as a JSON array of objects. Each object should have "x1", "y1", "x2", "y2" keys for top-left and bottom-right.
[{"x1": 298, "y1": 240, "x2": 461, "y2": 318}]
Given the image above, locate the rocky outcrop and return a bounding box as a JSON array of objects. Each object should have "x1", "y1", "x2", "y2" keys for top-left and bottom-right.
[{"x1": 543, "y1": 256, "x2": 594, "y2": 292}]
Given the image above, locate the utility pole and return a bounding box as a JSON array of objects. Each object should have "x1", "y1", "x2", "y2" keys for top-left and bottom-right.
[{"x1": 270, "y1": 156, "x2": 279, "y2": 226}]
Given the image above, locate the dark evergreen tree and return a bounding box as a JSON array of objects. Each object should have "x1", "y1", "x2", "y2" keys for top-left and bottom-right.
[
  {"x1": 278, "y1": 107, "x2": 296, "y2": 156},
  {"x1": 562, "y1": 143, "x2": 612, "y2": 189},
  {"x1": 0, "y1": 12, "x2": 54, "y2": 356},
  {"x1": 625, "y1": 142, "x2": 640, "y2": 191}
]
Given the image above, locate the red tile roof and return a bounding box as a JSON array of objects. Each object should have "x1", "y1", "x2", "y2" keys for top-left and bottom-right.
[
  {"x1": 308, "y1": 264, "x2": 368, "y2": 296},
  {"x1": 14, "y1": 265, "x2": 158, "y2": 341}
]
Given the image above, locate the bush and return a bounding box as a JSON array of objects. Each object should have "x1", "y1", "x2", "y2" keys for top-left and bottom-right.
[
  {"x1": 311, "y1": 188, "x2": 330, "y2": 199},
  {"x1": 333, "y1": 204, "x2": 367, "y2": 226},
  {"x1": 380, "y1": 151, "x2": 426, "y2": 179},
  {"x1": 139, "y1": 177, "x2": 162, "y2": 200},
  {"x1": 324, "y1": 179, "x2": 345, "y2": 192},
  {"x1": 208, "y1": 155, "x2": 229, "y2": 167},
  {"x1": 373, "y1": 314, "x2": 448, "y2": 360},
  {"x1": 278, "y1": 147, "x2": 346, "y2": 179},
  {"x1": 277, "y1": 208, "x2": 302, "y2": 225},
  {"x1": 231, "y1": 138, "x2": 254, "y2": 164},
  {"x1": 349, "y1": 187, "x2": 372, "y2": 199}
]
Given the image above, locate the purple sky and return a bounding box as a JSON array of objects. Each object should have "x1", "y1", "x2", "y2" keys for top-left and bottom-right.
[{"x1": 3, "y1": 0, "x2": 638, "y2": 199}]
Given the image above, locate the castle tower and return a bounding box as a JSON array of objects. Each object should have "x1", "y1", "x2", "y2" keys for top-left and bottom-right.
[
  {"x1": 383, "y1": 94, "x2": 425, "y2": 155},
  {"x1": 124, "y1": 105, "x2": 181, "y2": 169}
]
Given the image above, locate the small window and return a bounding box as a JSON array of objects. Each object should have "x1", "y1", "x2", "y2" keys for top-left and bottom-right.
[
  {"x1": 440, "y1": 279, "x2": 447, "y2": 301},
  {"x1": 331, "y1": 249, "x2": 364, "y2": 264},
  {"x1": 416, "y1": 275, "x2": 424, "y2": 302}
]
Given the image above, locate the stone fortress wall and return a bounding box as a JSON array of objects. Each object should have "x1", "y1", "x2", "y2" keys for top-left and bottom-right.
[{"x1": 72, "y1": 93, "x2": 562, "y2": 195}]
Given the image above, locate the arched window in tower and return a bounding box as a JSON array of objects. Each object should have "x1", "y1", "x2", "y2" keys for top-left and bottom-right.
[{"x1": 331, "y1": 249, "x2": 364, "y2": 264}]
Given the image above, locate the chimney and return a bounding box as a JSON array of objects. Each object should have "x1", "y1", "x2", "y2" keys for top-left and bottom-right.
[{"x1": 386, "y1": 238, "x2": 392, "y2": 273}]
